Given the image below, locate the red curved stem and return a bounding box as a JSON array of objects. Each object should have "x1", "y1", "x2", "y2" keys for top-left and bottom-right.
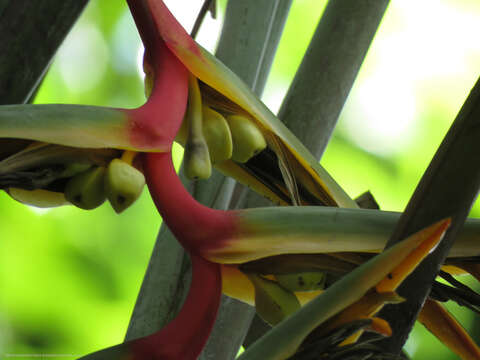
[
  {"x1": 132, "y1": 253, "x2": 222, "y2": 359},
  {"x1": 126, "y1": 3, "x2": 235, "y2": 358},
  {"x1": 143, "y1": 152, "x2": 237, "y2": 254},
  {"x1": 125, "y1": 1, "x2": 189, "y2": 151}
]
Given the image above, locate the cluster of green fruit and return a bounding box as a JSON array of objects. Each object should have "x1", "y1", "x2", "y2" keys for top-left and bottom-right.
[
  {"x1": 62, "y1": 157, "x2": 145, "y2": 213},
  {"x1": 2, "y1": 142, "x2": 145, "y2": 213},
  {"x1": 174, "y1": 75, "x2": 268, "y2": 180},
  {"x1": 145, "y1": 59, "x2": 268, "y2": 182}
]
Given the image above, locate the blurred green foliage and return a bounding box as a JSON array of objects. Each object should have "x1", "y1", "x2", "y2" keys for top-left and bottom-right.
[{"x1": 0, "y1": 1, "x2": 479, "y2": 359}]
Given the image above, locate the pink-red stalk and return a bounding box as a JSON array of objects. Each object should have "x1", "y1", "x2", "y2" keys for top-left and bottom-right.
[{"x1": 132, "y1": 253, "x2": 221, "y2": 359}]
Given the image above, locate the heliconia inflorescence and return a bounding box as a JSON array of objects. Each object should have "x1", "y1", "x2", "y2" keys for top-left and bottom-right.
[{"x1": 1, "y1": 1, "x2": 480, "y2": 359}]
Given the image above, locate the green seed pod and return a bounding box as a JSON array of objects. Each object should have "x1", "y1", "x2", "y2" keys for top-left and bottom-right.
[
  {"x1": 8, "y1": 188, "x2": 68, "y2": 208},
  {"x1": 248, "y1": 274, "x2": 301, "y2": 326},
  {"x1": 225, "y1": 114, "x2": 267, "y2": 163},
  {"x1": 275, "y1": 272, "x2": 326, "y2": 292},
  {"x1": 184, "y1": 139, "x2": 212, "y2": 180},
  {"x1": 183, "y1": 75, "x2": 212, "y2": 180},
  {"x1": 104, "y1": 158, "x2": 145, "y2": 214},
  {"x1": 64, "y1": 166, "x2": 106, "y2": 210},
  {"x1": 202, "y1": 106, "x2": 233, "y2": 164}
]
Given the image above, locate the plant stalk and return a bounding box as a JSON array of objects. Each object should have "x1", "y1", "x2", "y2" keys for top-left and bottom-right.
[
  {"x1": 375, "y1": 76, "x2": 480, "y2": 354},
  {"x1": 278, "y1": 0, "x2": 390, "y2": 159},
  {"x1": 242, "y1": 0, "x2": 390, "y2": 347},
  {"x1": 0, "y1": 0, "x2": 89, "y2": 104}
]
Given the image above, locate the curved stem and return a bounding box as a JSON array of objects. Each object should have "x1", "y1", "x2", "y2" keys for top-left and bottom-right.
[{"x1": 143, "y1": 151, "x2": 236, "y2": 254}]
